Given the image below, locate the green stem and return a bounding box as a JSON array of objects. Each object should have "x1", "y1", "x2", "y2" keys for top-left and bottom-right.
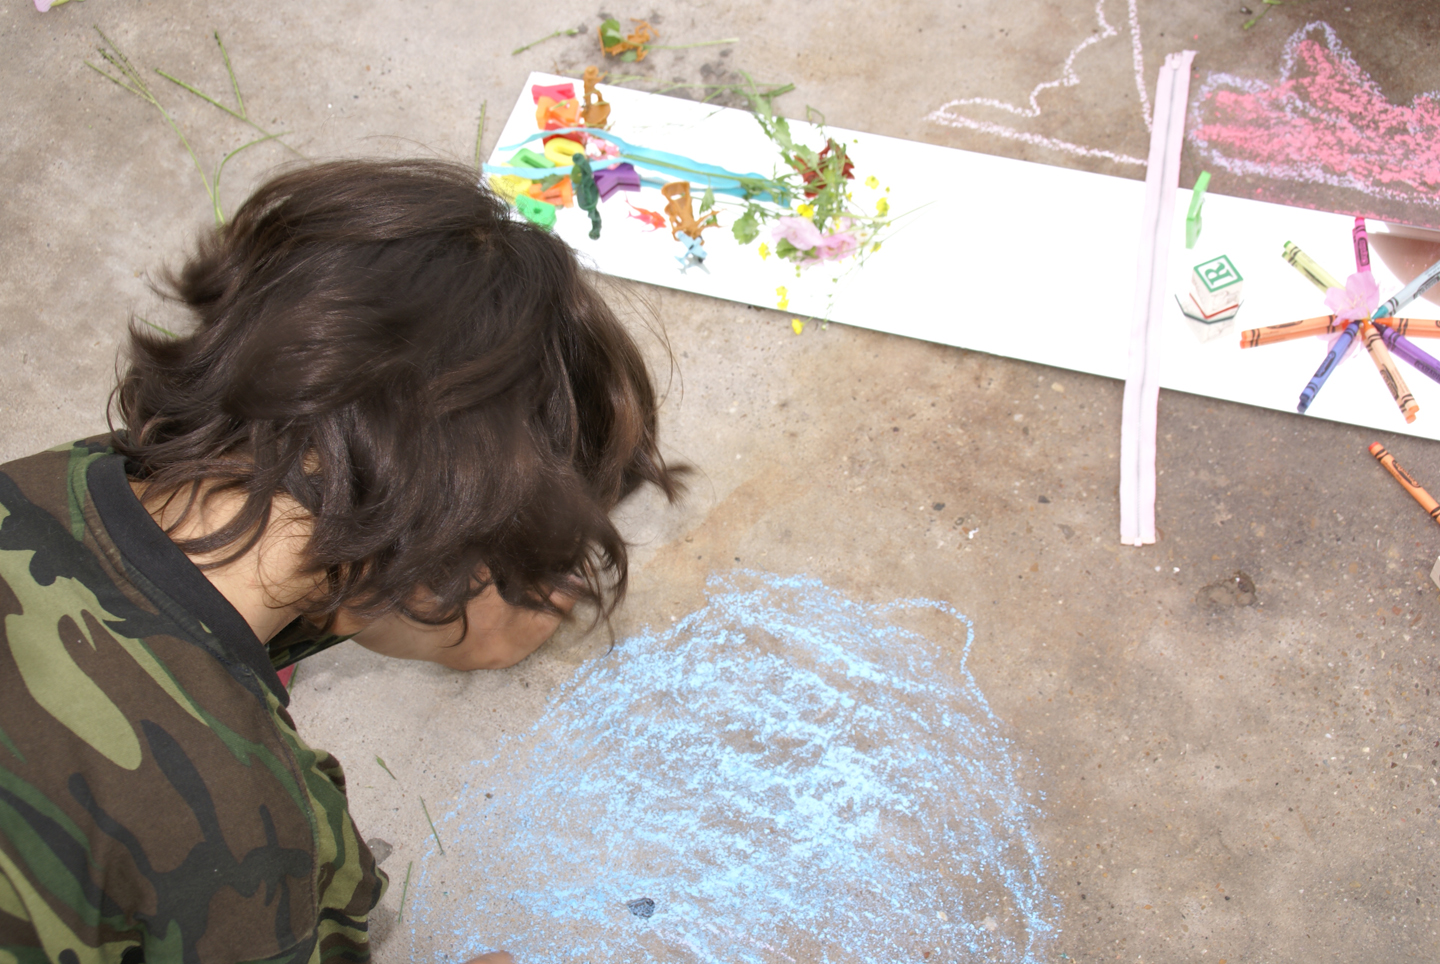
[
  {"x1": 646, "y1": 38, "x2": 739, "y2": 50},
  {"x1": 375, "y1": 756, "x2": 398, "y2": 780},
  {"x1": 511, "y1": 27, "x2": 578, "y2": 55}
]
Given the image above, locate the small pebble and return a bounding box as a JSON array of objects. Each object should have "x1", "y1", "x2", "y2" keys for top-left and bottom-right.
[{"x1": 626, "y1": 897, "x2": 656, "y2": 918}]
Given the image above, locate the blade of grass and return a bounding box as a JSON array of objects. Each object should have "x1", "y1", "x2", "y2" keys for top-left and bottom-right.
[
  {"x1": 473, "y1": 101, "x2": 487, "y2": 169},
  {"x1": 396, "y1": 860, "x2": 413, "y2": 922},
  {"x1": 375, "y1": 756, "x2": 397, "y2": 780},
  {"x1": 154, "y1": 67, "x2": 304, "y2": 159},
  {"x1": 211, "y1": 131, "x2": 288, "y2": 224},
  {"x1": 137, "y1": 316, "x2": 178, "y2": 339},
  {"x1": 420, "y1": 797, "x2": 445, "y2": 855},
  {"x1": 214, "y1": 31, "x2": 246, "y2": 119},
  {"x1": 90, "y1": 27, "x2": 216, "y2": 220}
]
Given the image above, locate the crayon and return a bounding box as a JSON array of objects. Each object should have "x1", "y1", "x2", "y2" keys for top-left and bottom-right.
[
  {"x1": 1297, "y1": 319, "x2": 1361, "y2": 413},
  {"x1": 1377, "y1": 325, "x2": 1440, "y2": 386},
  {"x1": 1369, "y1": 442, "x2": 1440, "y2": 526},
  {"x1": 1186, "y1": 171, "x2": 1210, "y2": 249},
  {"x1": 1282, "y1": 241, "x2": 1345, "y2": 294},
  {"x1": 1374, "y1": 253, "x2": 1440, "y2": 321},
  {"x1": 1376, "y1": 317, "x2": 1440, "y2": 338},
  {"x1": 1239, "y1": 314, "x2": 1344, "y2": 348},
  {"x1": 1360, "y1": 321, "x2": 1418, "y2": 423},
  {"x1": 1352, "y1": 216, "x2": 1371, "y2": 274}
]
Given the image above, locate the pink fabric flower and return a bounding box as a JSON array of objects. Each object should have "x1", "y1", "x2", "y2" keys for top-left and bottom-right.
[
  {"x1": 772, "y1": 216, "x2": 823, "y2": 251},
  {"x1": 773, "y1": 216, "x2": 861, "y2": 265},
  {"x1": 1324, "y1": 270, "x2": 1380, "y2": 321},
  {"x1": 814, "y1": 230, "x2": 859, "y2": 262},
  {"x1": 34, "y1": 0, "x2": 55, "y2": 10}
]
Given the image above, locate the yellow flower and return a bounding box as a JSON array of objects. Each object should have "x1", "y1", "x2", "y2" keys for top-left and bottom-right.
[
  {"x1": 864, "y1": 175, "x2": 879, "y2": 189},
  {"x1": 796, "y1": 203, "x2": 815, "y2": 219},
  {"x1": 791, "y1": 318, "x2": 805, "y2": 335},
  {"x1": 876, "y1": 197, "x2": 889, "y2": 216},
  {"x1": 758, "y1": 242, "x2": 770, "y2": 260},
  {"x1": 776, "y1": 286, "x2": 789, "y2": 310},
  {"x1": 871, "y1": 242, "x2": 882, "y2": 253}
]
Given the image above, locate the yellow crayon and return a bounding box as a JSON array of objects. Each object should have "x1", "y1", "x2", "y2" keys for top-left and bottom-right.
[
  {"x1": 1360, "y1": 321, "x2": 1419, "y2": 423},
  {"x1": 1282, "y1": 241, "x2": 1345, "y2": 294},
  {"x1": 1239, "y1": 314, "x2": 1344, "y2": 348},
  {"x1": 1370, "y1": 442, "x2": 1440, "y2": 525}
]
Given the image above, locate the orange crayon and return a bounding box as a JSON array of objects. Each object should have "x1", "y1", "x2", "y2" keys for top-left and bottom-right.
[
  {"x1": 1376, "y1": 317, "x2": 1440, "y2": 338},
  {"x1": 1360, "y1": 322, "x2": 1419, "y2": 423},
  {"x1": 1370, "y1": 442, "x2": 1440, "y2": 525},
  {"x1": 1239, "y1": 314, "x2": 1345, "y2": 348}
]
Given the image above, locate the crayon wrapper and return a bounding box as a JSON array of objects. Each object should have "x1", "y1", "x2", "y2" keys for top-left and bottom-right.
[{"x1": 1352, "y1": 217, "x2": 1371, "y2": 273}]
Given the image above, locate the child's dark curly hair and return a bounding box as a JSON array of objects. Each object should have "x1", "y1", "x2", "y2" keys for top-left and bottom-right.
[{"x1": 112, "y1": 158, "x2": 685, "y2": 629}]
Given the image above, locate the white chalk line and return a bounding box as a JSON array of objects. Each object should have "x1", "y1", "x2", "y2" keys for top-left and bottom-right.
[{"x1": 925, "y1": 0, "x2": 1149, "y2": 167}]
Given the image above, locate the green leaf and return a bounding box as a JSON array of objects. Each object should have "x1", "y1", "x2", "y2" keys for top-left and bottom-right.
[
  {"x1": 599, "y1": 18, "x2": 624, "y2": 47},
  {"x1": 775, "y1": 238, "x2": 799, "y2": 260},
  {"x1": 772, "y1": 116, "x2": 793, "y2": 150},
  {"x1": 620, "y1": 50, "x2": 637, "y2": 62},
  {"x1": 732, "y1": 210, "x2": 759, "y2": 244},
  {"x1": 698, "y1": 185, "x2": 715, "y2": 214}
]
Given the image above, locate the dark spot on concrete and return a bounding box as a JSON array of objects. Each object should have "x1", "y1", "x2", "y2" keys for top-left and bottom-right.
[
  {"x1": 626, "y1": 896, "x2": 656, "y2": 918},
  {"x1": 1057, "y1": 524, "x2": 1075, "y2": 540},
  {"x1": 1038, "y1": 495, "x2": 1050, "y2": 503},
  {"x1": 933, "y1": 502, "x2": 945, "y2": 511},
  {"x1": 1198, "y1": 570, "x2": 1258, "y2": 609}
]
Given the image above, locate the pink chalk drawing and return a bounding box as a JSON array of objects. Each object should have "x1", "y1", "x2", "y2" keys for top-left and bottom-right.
[
  {"x1": 1190, "y1": 22, "x2": 1440, "y2": 209},
  {"x1": 927, "y1": 0, "x2": 1150, "y2": 167}
]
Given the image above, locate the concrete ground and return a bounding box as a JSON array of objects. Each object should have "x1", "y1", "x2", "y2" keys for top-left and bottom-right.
[{"x1": 4, "y1": 1, "x2": 1440, "y2": 961}]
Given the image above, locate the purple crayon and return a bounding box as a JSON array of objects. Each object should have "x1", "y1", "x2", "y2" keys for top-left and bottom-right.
[{"x1": 1378, "y1": 325, "x2": 1440, "y2": 386}]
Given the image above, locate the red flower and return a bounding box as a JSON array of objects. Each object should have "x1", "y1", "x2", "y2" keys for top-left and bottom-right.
[{"x1": 792, "y1": 142, "x2": 855, "y2": 198}]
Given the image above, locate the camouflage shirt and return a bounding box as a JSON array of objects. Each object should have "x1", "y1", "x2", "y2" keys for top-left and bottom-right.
[{"x1": 0, "y1": 442, "x2": 385, "y2": 963}]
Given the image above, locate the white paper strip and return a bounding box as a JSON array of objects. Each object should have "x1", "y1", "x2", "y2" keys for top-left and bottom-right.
[
  {"x1": 1119, "y1": 51, "x2": 1196, "y2": 548},
  {"x1": 487, "y1": 73, "x2": 1440, "y2": 446}
]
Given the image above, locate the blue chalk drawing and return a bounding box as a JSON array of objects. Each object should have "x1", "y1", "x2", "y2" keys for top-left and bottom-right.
[{"x1": 411, "y1": 571, "x2": 1057, "y2": 962}]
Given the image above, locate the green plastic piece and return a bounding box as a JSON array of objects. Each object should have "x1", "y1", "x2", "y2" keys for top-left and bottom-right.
[
  {"x1": 515, "y1": 195, "x2": 557, "y2": 230},
  {"x1": 1186, "y1": 171, "x2": 1211, "y2": 249},
  {"x1": 510, "y1": 148, "x2": 556, "y2": 171}
]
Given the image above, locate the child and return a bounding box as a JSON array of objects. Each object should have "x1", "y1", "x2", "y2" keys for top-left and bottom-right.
[{"x1": 0, "y1": 159, "x2": 684, "y2": 962}]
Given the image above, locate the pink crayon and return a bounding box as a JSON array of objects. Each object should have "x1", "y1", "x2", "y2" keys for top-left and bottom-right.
[{"x1": 1352, "y1": 216, "x2": 1371, "y2": 275}]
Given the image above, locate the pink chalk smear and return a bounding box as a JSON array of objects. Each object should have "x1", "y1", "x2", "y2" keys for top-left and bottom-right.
[{"x1": 1189, "y1": 22, "x2": 1440, "y2": 209}]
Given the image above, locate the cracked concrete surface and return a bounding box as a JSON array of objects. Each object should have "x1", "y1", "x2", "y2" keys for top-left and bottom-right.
[{"x1": 4, "y1": 1, "x2": 1440, "y2": 960}]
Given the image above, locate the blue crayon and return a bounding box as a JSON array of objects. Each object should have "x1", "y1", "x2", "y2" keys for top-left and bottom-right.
[
  {"x1": 1297, "y1": 319, "x2": 1362, "y2": 413},
  {"x1": 1374, "y1": 254, "x2": 1440, "y2": 321}
]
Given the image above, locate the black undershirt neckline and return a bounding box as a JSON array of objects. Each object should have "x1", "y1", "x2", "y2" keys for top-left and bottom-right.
[{"x1": 86, "y1": 453, "x2": 290, "y2": 706}]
